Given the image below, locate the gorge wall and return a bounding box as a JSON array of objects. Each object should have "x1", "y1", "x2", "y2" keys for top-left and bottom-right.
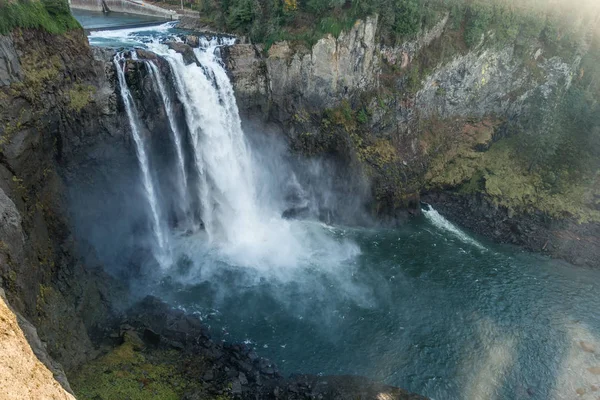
[
  {"x1": 0, "y1": 26, "x2": 130, "y2": 380},
  {"x1": 221, "y1": 13, "x2": 600, "y2": 267}
]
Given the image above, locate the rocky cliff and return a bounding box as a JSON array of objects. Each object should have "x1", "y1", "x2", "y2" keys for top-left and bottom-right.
[
  {"x1": 0, "y1": 27, "x2": 128, "y2": 379},
  {"x1": 223, "y1": 13, "x2": 600, "y2": 267}
]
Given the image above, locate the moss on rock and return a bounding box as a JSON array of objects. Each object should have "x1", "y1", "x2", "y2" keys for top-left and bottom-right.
[
  {"x1": 70, "y1": 334, "x2": 188, "y2": 400},
  {"x1": 424, "y1": 120, "x2": 600, "y2": 223},
  {"x1": 68, "y1": 84, "x2": 95, "y2": 113}
]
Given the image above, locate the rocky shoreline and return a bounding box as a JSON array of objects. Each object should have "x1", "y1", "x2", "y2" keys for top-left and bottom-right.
[
  {"x1": 422, "y1": 192, "x2": 600, "y2": 268},
  {"x1": 72, "y1": 296, "x2": 427, "y2": 400}
]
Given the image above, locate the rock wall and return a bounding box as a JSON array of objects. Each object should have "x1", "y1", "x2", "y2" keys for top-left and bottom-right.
[
  {"x1": 0, "y1": 36, "x2": 22, "y2": 86},
  {"x1": 223, "y1": 13, "x2": 599, "y2": 264},
  {"x1": 0, "y1": 29, "x2": 126, "y2": 374},
  {"x1": 227, "y1": 15, "x2": 380, "y2": 121},
  {"x1": 226, "y1": 14, "x2": 579, "y2": 131}
]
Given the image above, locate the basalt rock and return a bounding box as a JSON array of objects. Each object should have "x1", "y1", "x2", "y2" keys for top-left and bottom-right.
[
  {"x1": 166, "y1": 41, "x2": 198, "y2": 65},
  {"x1": 0, "y1": 28, "x2": 127, "y2": 375},
  {"x1": 422, "y1": 192, "x2": 600, "y2": 268},
  {"x1": 72, "y1": 296, "x2": 428, "y2": 400}
]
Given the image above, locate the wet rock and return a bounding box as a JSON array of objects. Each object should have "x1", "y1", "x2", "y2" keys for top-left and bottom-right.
[
  {"x1": 248, "y1": 351, "x2": 258, "y2": 361},
  {"x1": 143, "y1": 328, "x2": 161, "y2": 345},
  {"x1": 592, "y1": 385, "x2": 598, "y2": 392},
  {"x1": 580, "y1": 341, "x2": 596, "y2": 353},
  {"x1": 186, "y1": 35, "x2": 199, "y2": 48},
  {"x1": 238, "y1": 372, "x2": 248, "y2": 385},
  {"x1": 227, "y1": 368, "x2": 239, "y2": 378},
  {"x1": 236, "y1": 360, "x2": 253, "y2": 372},
  {"x1": 135, "y1": 49, "x2": 158, "y2": 60},
  {"x1": 282, "y1": 206, "x2": 311, "y2": 220},
  {"x1": 231, "y1": 378, "x2": 242, "y2": 394},
  {"x1": 588, "y1": 367, "x2": 600, "y2": 375},
  {"x1": 202, "y1": 369, "x2": 214, "y2": 381},
  {"x1": 165, "y1": 42, "x2": 197, "y2": 66},
  {"x1": 577, "y1": 388, "x2": 586, "y2": 395}
]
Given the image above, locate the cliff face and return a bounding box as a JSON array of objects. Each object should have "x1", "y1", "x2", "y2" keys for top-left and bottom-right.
[
  {"x1": 227, "y1": 15, "x2": 580, "y2": 142},
  {"x1": 224, "y1": 14, "x2": 600, "y2": 266},
  {"x1": 0, "y1": 28, "x2": 127, "y2": 377}
]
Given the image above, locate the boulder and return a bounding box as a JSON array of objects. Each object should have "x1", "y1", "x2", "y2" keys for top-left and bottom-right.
[{"x1": 165, "y1": 42, "x2": 197, "y2": 65}]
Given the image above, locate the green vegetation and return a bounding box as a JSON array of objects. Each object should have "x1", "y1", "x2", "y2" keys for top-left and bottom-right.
[
  {"x1": 185, "y1": 0, "x2": 445, "y2": 46},
  {"x1": 68, "y1": 84, "x2": 95, "y2": 112},
  {"x1": 0, "y1": 0, "x2": 80, "y2": 35},
  {"x1": 170, "y1": 0, "x2": 599, "y2": 56},
  {"x1": 424, "y1": 113, "x2": 600, "y2": 222},
  {"x1": 71, "y1": 333, "x2": 189, "y2": 400}
]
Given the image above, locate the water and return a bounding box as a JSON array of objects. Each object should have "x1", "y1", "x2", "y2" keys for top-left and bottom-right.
[
  {"x1": 146, "y1": 60, "x2": 192, "y2": 228},
  {"x1": 72, "y1": 9, "x2": 166, "y2": 30},
  {"x1": 91, "y1": 27, "x2": 600, "y2": 400},
  {"x1": 157, "y1": 218, "x2": 600, "y2": 400},
  {"x1": 113, "y1": 53, "x2": 170, "y2": 266}
]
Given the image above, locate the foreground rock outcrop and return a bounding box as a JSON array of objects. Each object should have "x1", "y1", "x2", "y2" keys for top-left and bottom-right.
[
  {"x1": 0, "y1": 289, "x2": 74, "y2": 399},
  {"x1": 71, "y1": 296, "x2": 427, "y2": 400}
]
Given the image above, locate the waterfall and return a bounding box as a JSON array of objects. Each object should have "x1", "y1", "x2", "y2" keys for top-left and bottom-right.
[
  {"x1": 140, "y1": 40, "x2": 309, "y2": 267},
  {"x1": 99, "y1": 36, "x2": 359, "y2": 271},
  {"x1": 146, "y1": 60, "x2": 193, "y2": 229},
  {"x1": 113, "y1": 53, "x2": 170, "y2": 267},
  {"x1": 148, "y1": 40, "x2": 260, "y2": 244},
  {"x1": 422, "y1": 204, "x2": 485, "y2": 250}
]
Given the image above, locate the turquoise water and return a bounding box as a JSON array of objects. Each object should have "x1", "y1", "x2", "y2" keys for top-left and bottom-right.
[{"x1": 155, "y1": 213, "x2": 600, "y2": 400}]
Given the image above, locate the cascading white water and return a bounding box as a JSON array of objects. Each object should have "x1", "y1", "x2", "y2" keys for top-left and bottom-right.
[
  {"x1": 146, "y1": 60, "x2": 193, "y2": 228},
  {"x1": 144, "y1": 39, "x2": 359, "y2": 270},
  {"x1": 113, "y1": 53, "x2": 170, "y2": 266},
  {"x1": 422, "y1": 204, "x2": 486, "y2": 250}
]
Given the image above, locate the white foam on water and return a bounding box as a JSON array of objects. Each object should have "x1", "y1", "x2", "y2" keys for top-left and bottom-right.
[{"x1": 422, "y1": 206, "x2": 486, "y2": 250}]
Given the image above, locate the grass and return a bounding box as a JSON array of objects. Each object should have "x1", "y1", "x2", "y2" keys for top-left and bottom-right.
[
  {"x1": 0, "y1": 0, "x2": 80, "y2": 35},
  {"x1": 68, "y1": 84, "x2": 95, "y2": 112},
  {"x1": 71, "y1": 334, "x2": 184, "y2": 400}
]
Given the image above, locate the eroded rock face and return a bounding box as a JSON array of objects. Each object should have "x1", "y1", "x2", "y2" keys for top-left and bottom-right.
[
  {"x1": 165, "y1": 41, "x2": 197, "y2": 65},
  {"x1": 0, "y1": 186, "x2": 24, "y2": 266},
  {"x1": 0, "y1": 35, "x2": 22, "y2": 86},
  {"x1": 226, "y1": 15, "x2": 380, "y2": 121},
  {"x1": 226, "y1": 15, "x2": 579, "y2": 125},
  {"x1": 223, "y1": 44, "x2": 269, "y2": 114},
  {"x1": 0, "y1": 30, "x2": 126, "y2": 373}
]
